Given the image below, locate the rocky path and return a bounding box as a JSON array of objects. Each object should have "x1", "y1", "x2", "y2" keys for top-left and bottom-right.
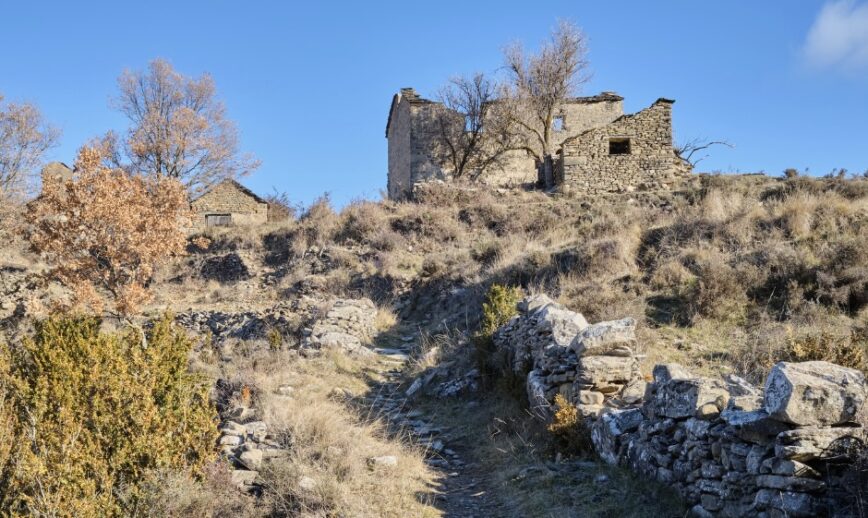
[{"x1": 367, "y1": 344, "x2": 503, "y2": 517}]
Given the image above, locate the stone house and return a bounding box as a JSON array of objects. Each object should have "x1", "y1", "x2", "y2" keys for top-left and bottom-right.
[
  {"x1": 191, "y1": 179, "x2": 268, "y2": 227},
  {"x1": 385, "y1": 88, "x2": 690, "y2": 199}
]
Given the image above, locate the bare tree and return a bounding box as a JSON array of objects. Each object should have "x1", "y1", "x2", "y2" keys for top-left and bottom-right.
[
  {"x1": 433, "y1": 73, "x2": 515, "y2": 180},
  {"x1": 501, "y1": 20, "x2": 590, "y2": 188},
  {"x1": 0, "y1": 94, "x2": 60, "y2": 199},
  {"x1": 113, "y1": 59, "x2": 260, "y2": 195},
  {"x1": 675, "y1": 137, "x2": 734, "y2": 167}
]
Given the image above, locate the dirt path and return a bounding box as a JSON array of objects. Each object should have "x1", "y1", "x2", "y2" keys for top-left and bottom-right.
[{"x1": 366, "y1": 342, "x2": 504, "y2": 517}]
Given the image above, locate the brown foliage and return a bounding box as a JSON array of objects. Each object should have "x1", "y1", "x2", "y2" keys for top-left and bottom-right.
[
  {"x1": 24, "y1": 146, "x2": 190, "y2": 315},
  {"x1": 547, "y1": 394, "x2": 592, "y2": 454},
  {"x1": 114, "y1": 59, "x2": 260, "y2": 194}
]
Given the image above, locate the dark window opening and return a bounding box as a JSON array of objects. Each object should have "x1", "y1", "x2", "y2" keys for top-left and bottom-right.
[
  {"x1": 206, "y1": 214, "x2": 232, "y2": 227},
  {"x1": 609, "y1": 138, "x2": 631, "y2": 155},
  {"x1": 553, "y1": 116, "x2": 565, "y2": 132}
]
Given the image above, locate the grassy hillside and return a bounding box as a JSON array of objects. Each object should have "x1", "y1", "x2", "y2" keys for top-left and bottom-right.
[
  {"x1": 157, "y1": 173, "x2": 867, "y2": 383},
  {"x1": 1, "y1": 172, "x2": 866, "y2": 516}
]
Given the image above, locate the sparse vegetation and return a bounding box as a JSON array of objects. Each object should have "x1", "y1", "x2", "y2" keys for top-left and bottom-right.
[
  {"x1": 547, "y1": 394, "x2": 591, "y2": 454},
  {"x1": 3, "y1": 171, "x2": 866, "y2": 516}
]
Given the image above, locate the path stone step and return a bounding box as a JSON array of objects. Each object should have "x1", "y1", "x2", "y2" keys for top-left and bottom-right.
[{"x1": 374, "y1": 348, "x2": 410, "y2": 361}]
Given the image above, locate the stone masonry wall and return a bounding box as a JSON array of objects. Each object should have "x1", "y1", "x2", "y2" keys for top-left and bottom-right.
[
  {"x1": 191, "y1": 180, "x2": 268, "y2": 227},
  {"x1": 495, "y1": 295, "x2": 868, "y2": 517},
  {"x1": 387, "y1": 96, "x2": 413, "y2": 199},
  {"x1": 558, "y1": 99, "x2": 691, "y2": 194}
]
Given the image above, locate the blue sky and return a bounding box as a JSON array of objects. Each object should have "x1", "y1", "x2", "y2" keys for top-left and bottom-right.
[{"x1": 2, "y1": 1, "x2": 867, "y2": 206}]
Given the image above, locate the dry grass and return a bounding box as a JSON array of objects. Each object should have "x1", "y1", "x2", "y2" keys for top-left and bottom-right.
[
  {"x1": 146, "y1": 174, "x2": 867, "y2": 384},
  {"x1": 190, "y1": 345, "x2": 438, "y2": 518}
]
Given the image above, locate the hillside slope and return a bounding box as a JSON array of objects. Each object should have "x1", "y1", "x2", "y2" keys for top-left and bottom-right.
[{"x1": 1, "y1": 172, "x2": 866, "y2": 516}]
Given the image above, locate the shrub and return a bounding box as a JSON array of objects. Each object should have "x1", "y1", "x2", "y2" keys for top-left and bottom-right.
[
  {"x1": 265, "y1": 189, "x2": 297, "y2": 223},
  {"x1": 682, "y1": 252, "x2": 749, "y2": 323},
  {"x1": 547, "y1": 394, "x2": 591, "y2": 455},
  {"x1": 478, "y1": 284, "x2": 523, "y2": 338},
  {"x1": 299, "y1": 194, "x2": 341, "y2": 248},
  {"x1": 474, "y1": 284, "x2": 522, "y2": 377},
  {"x1": 24, "y1": 146, "x2": 190, "y2": 315},
  {"x1": 338, "y1": 200, "x2": 390, "y2": 245},
  {"x1": 781, "y1": 326, "x2": 867, "y2": 372},
  {"x1": 0, "y1": 315, "x2": 217, "y2": 516}
]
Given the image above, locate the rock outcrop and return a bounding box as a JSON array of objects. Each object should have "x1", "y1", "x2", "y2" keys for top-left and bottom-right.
[
  {"x1": 177, "y1": 297, "x2": 378, "y2": 356},
  {"x1": 303, "y1": 298, "x2": 377, "y2": 355},
  {"x1": 496, "y1": 295, "x2": 868, "y2": 517}
]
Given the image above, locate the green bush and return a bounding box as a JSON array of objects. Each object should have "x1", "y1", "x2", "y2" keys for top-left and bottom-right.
[
  {"x1": 478, "y1": 284, "x2": 523, "y2": 338},
  {"x1": 474, "y1": 284, "x2": 522, "y2": 378},
  {"x1": 0, "y1": 315, "x2": 217, "y2": 517}
]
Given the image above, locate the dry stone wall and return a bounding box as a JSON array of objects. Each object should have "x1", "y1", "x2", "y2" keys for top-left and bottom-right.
[
  {"x1": 495, "y1": 295, "x2": 868, "y2": 517},
  {"x1": 493, "y1": 294, "x2": 645, "y2": 418}
]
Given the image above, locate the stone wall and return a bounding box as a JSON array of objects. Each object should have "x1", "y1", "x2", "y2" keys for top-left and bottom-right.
[
  {"x1": 557, "y1": 99, "x2": 691, "y2": 194},
  {"x1": 191, "y1": 179, "x2": 268, "y2": 227},
  {"x1": 493, "y1": 294, "x2": 645, "y2": 418},
  {"x1": 386, "y1": 91, "x2": 414, "y2": 199},
  {"x1": 495, "y1": 295, "x2": 868, "y2": 517}
]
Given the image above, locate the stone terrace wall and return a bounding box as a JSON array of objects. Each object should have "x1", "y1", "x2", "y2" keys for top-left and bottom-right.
[
  {"x1": 495, "y1": 295, "x2": 868, "y2": 517},
  {"x1": 557, "y1": 99, "x2": 691, "y2": 194}
]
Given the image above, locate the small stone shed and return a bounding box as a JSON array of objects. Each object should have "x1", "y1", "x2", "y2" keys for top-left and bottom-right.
[{"x1": 191, "y1": 179, "x2": 268, "y2": 227}]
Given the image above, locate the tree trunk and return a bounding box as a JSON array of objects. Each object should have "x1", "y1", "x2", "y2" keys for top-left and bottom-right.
[{"x1": 542, "y1": 154, "x2": 554, "y2": 189}]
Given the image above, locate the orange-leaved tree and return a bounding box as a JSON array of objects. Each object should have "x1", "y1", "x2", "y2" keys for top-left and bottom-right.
[{"x1": 24, "y1": 145, "x2": 190, "y2": 316}]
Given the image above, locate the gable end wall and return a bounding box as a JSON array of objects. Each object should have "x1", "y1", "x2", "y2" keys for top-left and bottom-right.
[
  {"x1": 558, "y1": 101, "x2": 690, "y2": 193},
  {"x1": 191, "y1": 182, "x2": 268, "y2": 226}
]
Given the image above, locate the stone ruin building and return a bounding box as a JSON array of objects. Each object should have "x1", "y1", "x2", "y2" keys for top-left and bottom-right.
[
  {"x1": 191, "y1": 179, "x2": 269, "y2": 227},
  {"x1": 385, "y1": 88, "x2": 691, "y2": 199}
]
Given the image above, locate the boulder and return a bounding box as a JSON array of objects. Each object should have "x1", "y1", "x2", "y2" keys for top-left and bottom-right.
[
  {"x1": 653, "y1": 377, "x2": 730, "y2": 419},
  {"x1": 239, "y1": 449, "x2": 263, "y2": 469},
  {"x1": 723, "y1": 374, "x2": 762, "y2": 411},
  {"x1": 753, "y1": 490, "x2": 816, "y2": 517},
  {"x1": 620, "y1": 378, "x2": 647, "y2": 404},
  {"x1": 592, "y1": 408, "x2": 644, "y2": 465},
  {"x1": 764, "y1": 361, "x2": 867, "y2": 426},
  {"x1": 576, "y1": 356, "x2": 637, "y2": 387},
  {"x1": 367, "y1": 455, "x2": 398, "y2": 469},
  {"x1": 526, "y1": 370, "x2": 551, "y2": 419},
  {"x1": 720, "y1": 409, "x2": 791, "y2": 444},
  {"x1": 570, "y1": 318, "x2": 636, "y2": 356},
  {"x1": 537, "y1": 304, "x2": 589, "y2": 347},
  {"x1": 775, "y1": 425, "x2": 866, "y2": 461},
  {"x1": 518, "y1": 294, "x2": 554, "y2": 314},
  {"x1": 230, "y1": 469, "x2": 258, "y2": 488},
  {"x1": 652, "y1": 363, "x2": 692, "y2": 384}
]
